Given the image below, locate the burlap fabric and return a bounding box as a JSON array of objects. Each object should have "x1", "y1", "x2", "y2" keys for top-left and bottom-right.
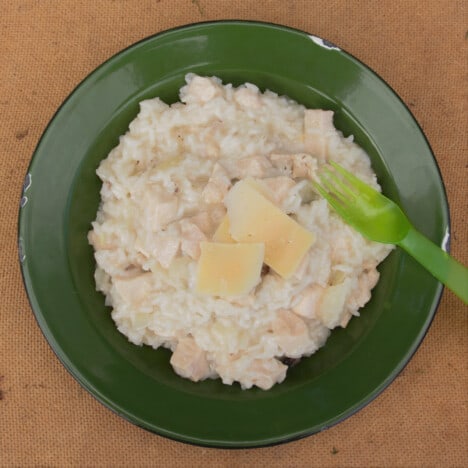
[{"x1": 1, "y1": 1, "x2": 467, "y2": 466}]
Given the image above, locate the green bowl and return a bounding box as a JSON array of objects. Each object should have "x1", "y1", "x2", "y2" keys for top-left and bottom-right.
[{"x1": 18, "y1": 21, "x2": 448, "y2": 447}]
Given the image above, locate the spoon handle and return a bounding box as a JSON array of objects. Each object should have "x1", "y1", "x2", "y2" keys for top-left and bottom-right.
[{"x1": 398, "y1": 227, "x2": 468, "y2": 304}]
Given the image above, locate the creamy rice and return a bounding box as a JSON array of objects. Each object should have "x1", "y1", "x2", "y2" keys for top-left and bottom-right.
[{"x1": 88, "y1": 74, "x2": 392, "y2": 390}]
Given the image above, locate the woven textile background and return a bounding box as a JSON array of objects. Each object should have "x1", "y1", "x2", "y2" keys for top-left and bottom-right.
[{"x1": 1, "y1": 1, "x2": 467, "y2": 466}]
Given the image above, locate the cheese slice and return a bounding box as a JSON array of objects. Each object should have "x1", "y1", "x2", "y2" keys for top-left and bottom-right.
[
  {"x1": 212, "y1": 215, "x2": 234, "y2": 243},
  {"x1": 225, "y1": 178, "x2": 315, "y2": 279},
  {"x1": 195, "y1": 242, "x2": 265, "y2": 297}
]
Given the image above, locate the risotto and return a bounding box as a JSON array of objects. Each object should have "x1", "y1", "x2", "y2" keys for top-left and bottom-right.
[{"x1": 88, "y1": 74, "x2": 392, "y2": 390}]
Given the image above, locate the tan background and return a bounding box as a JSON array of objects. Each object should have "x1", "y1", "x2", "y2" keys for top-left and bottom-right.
[{"x1": 1, "y1": 0, "x2": 467, "y2": 466}]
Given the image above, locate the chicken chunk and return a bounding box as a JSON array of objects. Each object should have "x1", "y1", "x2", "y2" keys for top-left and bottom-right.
[
  {"x1": 209, "y1": 203, "x2": 227, "y2": 226},
  {"x1": 224, "y1": 155, "x2": 274, "y2": 179},
  {"x1": 143, "y1": 189, "x2": 179, "y2": 231},
  {"x1": 270, "y1": 153, "x2": 293, "y2": 176},
  {"x1": 113, "y1": 272, "x2": 152, "y2": 307},
  {"x1": 271, "y1": 309, "x2": 311, "y2": 358},
  {"x1": 259, "y1": 176, "x2": 296, "y2": 206},
  {"x1": 347, "y1": 268, "x2": 380, "y2": 311},
  {"x1": 201, "y1": 119, "x2": 225, "y2": 159},
  {"x1": 316, "y1": 279, "x2": 353, "y2": 329},
  {"x1": 152, "y1": 236, "x2": 180, "y2": 269},
  {"x1": 179, "y1": 218, "x2": 207, "y2": 260},
  {"x1": 291, "y1": 153, "x2": 318, "y2": 178},
  {"x1": 303, "y1": 109, "x2": 336, "y2": 160},
  {"x1": 330, "y1": 226, "x2": 356, "y2": 265},
  {"x1": 188, "y1": 211, "x2": 213, "y2": 235},
  {"x1": 88, "y1": 229, "x2": 118, "y2": 250},
  {"x1": 234, "y1": 86, "x2": 262, "y2": 109},
  {"x1": 184, "y1": 75, "x2": 220, "y2": 103},
  {"x1": 201, "y1": 163, "x2": 231, "y2": 204},
  {"x1": 170, "y1": 337, "x2": 212, "y2": 382},
  {"x1": 94, "y1": 249, "x2": 133, "y2": 277},
  {"x1": 270, "y1": 153, "x2": 317, "y2": 178},
  {"x1": 213, "y1": 353, "x2": 287, "y2": 390},
  {"x1": 339, "y1": 311, "x2": 353, "y2": 328},
  {"x1": 246, "y1": 358, "x2": 287, "y2": 390},
  {"x1": 292, "y1": 284, "x2": 325, "y2": 319}
]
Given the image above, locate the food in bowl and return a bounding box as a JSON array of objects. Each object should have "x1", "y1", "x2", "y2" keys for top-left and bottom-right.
[{"x1": 88, "y1": 74, "x2": 392, "y2": 390}]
